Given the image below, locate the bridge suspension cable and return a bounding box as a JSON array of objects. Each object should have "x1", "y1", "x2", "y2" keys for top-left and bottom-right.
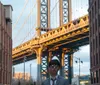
[
  {"x1": 50, "y1": 0, "x2": 59, "y2": 14},
  {"x1": 13, "y1": 0, "x2": 29, "y2": 30},
  {"x1": 20, "y1": 22, "x2": 37, "y2": 44},
  {"x1": 13, "y1": 1, "x2": 37, "y2": 43},
  {"x1": 55, "y1": 0, "x2": 58, "y2": 27},
  {"x1": 50, "y1": 0, "x2": 59, "y2": 28}
]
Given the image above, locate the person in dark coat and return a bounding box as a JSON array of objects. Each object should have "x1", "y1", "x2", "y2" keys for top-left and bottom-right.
[{"x1": 42, "y1": 59, "x2": 69, "y2": 85}]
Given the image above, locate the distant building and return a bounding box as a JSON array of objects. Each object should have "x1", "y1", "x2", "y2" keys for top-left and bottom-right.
[
  {"x1": 13, "y1": 72, "x2": 30, "y2": 80},
  {"x1": 72, "y1": 75, "x2": 90, "y2": 85},
  {"x1": 0, "y1": 2, "x2": 13, "y2": 85},
  {"x1": 89, "y1": 0, "x2": 100, "y2": 85}
]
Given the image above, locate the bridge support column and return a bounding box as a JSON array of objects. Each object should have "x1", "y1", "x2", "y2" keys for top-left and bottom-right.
[
  {"x1": 60, "y1": 51, "x2": 65, "y2": 77},
  {"x1": 36, "y1": 27, "x2": 41, "y2": 38},
  {"x1": 46, "y1": 51, "x2": 52, "y2": 78},
  {"x1": 41, "y1": 51, "x2": 53, "y2": 80},
  {"x1": 68, "y1": 53, "x2": 73, "y2": 84},
  {"x1": 48, "y1": 51, "x2": 52, "y2": 62},
  {"x1": 36, "y1": 47, "x2": 43, "y2": 85},
  {"x1": 41, "y1": 51, "x2": 48, "y2": 80},
  {"x1": 59, "y1": 0, "x2": 63, "y2": 26}
]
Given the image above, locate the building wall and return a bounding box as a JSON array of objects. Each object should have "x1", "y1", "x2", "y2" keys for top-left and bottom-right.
[
  {"x1": 89, "y1": 0, "x2": 100, "y2": 85},
  {"x1": 0, "y1": 2, "x2": 12, "y2": 85}
]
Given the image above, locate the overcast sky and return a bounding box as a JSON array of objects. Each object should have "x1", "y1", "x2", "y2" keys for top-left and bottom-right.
[{"x1": 1, "y1": 0, "x2": 89, "y2": 79}]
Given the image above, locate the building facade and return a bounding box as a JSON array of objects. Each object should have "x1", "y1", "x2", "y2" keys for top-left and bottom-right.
[
  {"x1": 0, "y1": 2, "x2": 13, "y2": 85},
  {"x1": 13, "y1": 72, "x2": 31, "y2": 80},
  {"x1": 89, "y1": 0, "x2": 100, "y2": 85}
]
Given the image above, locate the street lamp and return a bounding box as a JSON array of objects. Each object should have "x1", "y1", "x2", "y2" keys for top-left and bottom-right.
[
  {"x1": 75, "y1": 57, "x2": 83, "y2": 85},
  {"x1": 75, "y1": 57, "x2": 83, "y2": 77}
]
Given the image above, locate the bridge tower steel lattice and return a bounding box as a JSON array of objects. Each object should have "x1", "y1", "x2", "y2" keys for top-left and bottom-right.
[
  {"x1": 37, "y1": 0, "x2": 50, "y2": 32},
  {"x1": 59, "y1": 0, "x2": 72, "y2": 25},
  {"x1": 37, "y1": 0, "x2": 50, "y2": 85},
  {"x1": 59, "y1": 0, "x2": 73, "y2": 84}
]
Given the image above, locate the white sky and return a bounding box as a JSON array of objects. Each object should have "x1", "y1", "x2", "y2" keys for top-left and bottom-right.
[{"x1": 0, "y1": 0, "x2": 89, "y2": 79}]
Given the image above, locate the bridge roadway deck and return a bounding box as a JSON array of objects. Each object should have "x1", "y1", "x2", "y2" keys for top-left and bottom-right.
[{"x1": 12, "y1": 14, "x2": 89, "y2": 64}]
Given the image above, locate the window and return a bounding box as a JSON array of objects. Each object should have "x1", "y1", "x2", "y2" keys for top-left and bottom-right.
[
  {"x1": 90, "y1": 42, "x2": 92, "y2": 53},
  {"x1": 98, "y1": 0, "x2": 100, "y2": 9},
  {"x1": 94, "y1": 55, "x2": 95, "y2": 66},
  {"x1": 93, "y1": 23, "x2": 94, "y2": 34},
  {"x1": 95, "y1": 18, "x2": 97, "y2": 32},
  {"x1": 90, "y1": 55, "x2": 92, "y2": 67},
  {"x1": 89, "y1": 11, "x2": 91, "y2": 24},
  {"x1": 92, "y1": 7, "x2": 94, "y2": 19},
  {"x1": 0, "y1": 49, "x2": 2, "y2": 64},
  {"x1": 89, "y1": 0, "x2": 92, "y2": 5},
  {"x1": 99, "y1": 69, "x2": 100, "y2": 83},
  {"x1": 91, "y1": 72, "x2": 93, "y2": 84},
  {"x1": 94, "y1": 38, "x2": 95, "y2": 53},
  {"x1": 96, "y1": 35, "x2": 98, "y2": 49},
  {"x1": 96, "y1": 53, "x2": 98, "y2": 65},
  {"x1": 96, "y1": 70, "x2": 99, "y2": 83},
  {"x1": 98, "y1": 14, "x2": 100, "y2": 27},
  {"x1": 99, "y1": 33, "x2": 100, "y2": 47},
  {"x1": 99, "y1": 48, "x2": 100, "y2": 64},
  {"x1": 95, "y1": 1, "x2": 97, "y2": 14}
]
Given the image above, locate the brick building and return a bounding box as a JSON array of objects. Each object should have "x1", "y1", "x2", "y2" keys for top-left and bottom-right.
[
  {"x1": 89, "y1": 0, "x2": 100, "y2": 85},
  {"x1": 0, "y1": 2, "x2": 13, "y2": 85}
]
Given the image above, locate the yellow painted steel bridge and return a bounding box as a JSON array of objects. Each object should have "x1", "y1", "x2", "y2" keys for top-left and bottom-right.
[
  {"x1": 12, "y1": 14, "x2": 89, "y2": 84},
  {"x1": 12, "y1": 14, "x2": 89, "y2": 61}
]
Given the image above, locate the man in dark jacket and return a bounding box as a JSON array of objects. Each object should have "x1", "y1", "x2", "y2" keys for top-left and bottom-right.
[{"x1": 42, "y1": 59, "x2": 69, "y2": 85}]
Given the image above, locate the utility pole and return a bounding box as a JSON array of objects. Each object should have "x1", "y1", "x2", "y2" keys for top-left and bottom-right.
[
  {"x1": 79, "y1": 58, "x2": 80, "y2": 78},
  {"x1": 30, "y1": 64, "x2": 32, "y2": 79},
  {"x1": 24, "y1": 57, "x2": 26, "y2": 84},
  {"x1": 30, "y1": 64, "x2": 32, "y2": 85},
  {"x1": 13, "y1": 66, "x2": 15, "y2": 77}
]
